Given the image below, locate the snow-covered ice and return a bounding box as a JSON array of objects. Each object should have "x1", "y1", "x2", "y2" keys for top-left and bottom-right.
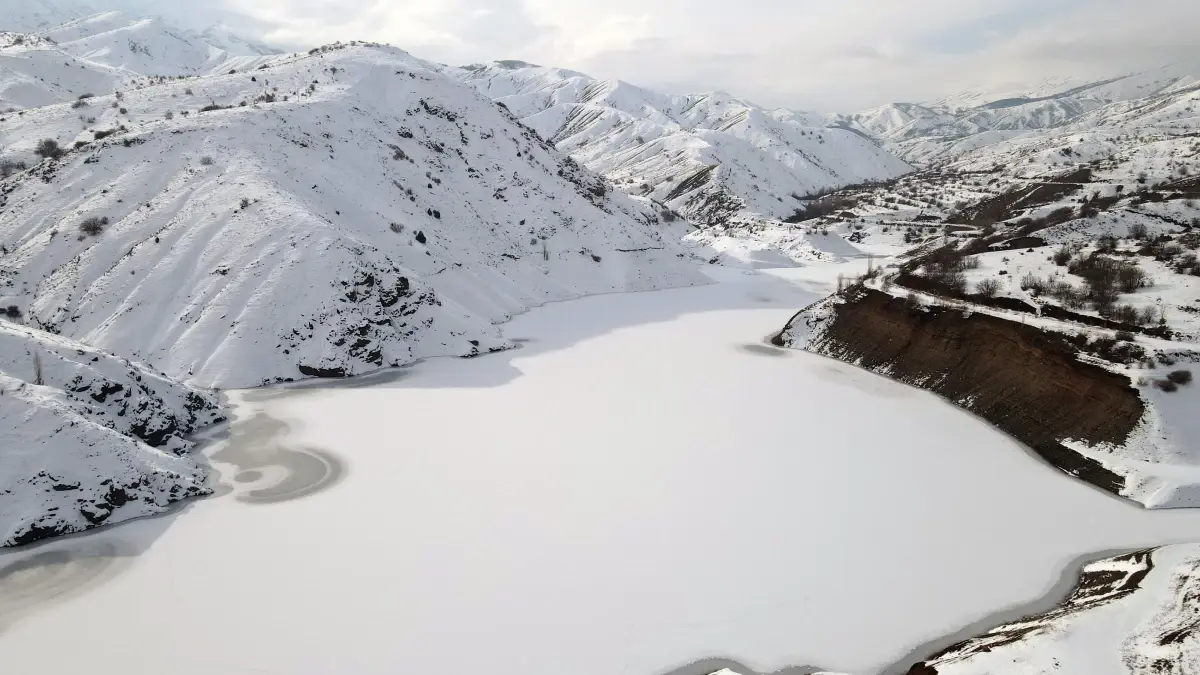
[{"x1": 2, "y1": 267, "x2": 1199, "y2": 675}]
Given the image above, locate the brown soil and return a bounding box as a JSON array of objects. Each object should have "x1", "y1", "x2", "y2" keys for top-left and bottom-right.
[
  {"x1": 962, "y1": 167, "x2": 1091, "y2": 226},
  {"x1": 786, "y1": 288, "x2": 1145, "y2": 497}
]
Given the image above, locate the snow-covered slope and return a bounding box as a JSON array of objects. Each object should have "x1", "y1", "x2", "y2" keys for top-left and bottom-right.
[
  {"x1": 456, "y1": 62, "x2": 912, "y2": 228},
  {"x1": 0, "y1": 42, "x2": 704, "y2": 390},
  {"x1": 0, "y1": 0, "x2": 97, "y2": 33},
  {"x1": 0, "y1": 0, "x2": 281, "y2": 78},
  {"x1": 36, "y1": 11, "x2": 279, "y2": 76},
  {"x1": 0, "y1": 318, "x2": 221, "y2": 547},
  {"x1": 0, "y1": 31, "x2": 132, "y2": 110}
]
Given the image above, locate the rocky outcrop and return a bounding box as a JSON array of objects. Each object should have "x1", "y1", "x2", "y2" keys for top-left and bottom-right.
[
  {"x1": 776, "y1": 287, "x2": 1145, "y2": 498},
  {"x1": 0, "y1": 322, "x2": 223, "y2": 548}
]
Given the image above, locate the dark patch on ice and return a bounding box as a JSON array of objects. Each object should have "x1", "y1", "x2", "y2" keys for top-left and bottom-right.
[
  {"x1": 244, "y1": 369, "x2": 411, "y2": 402},
  {"x1": 658, "y1": 658, "x2": 827, "y2": 675},
  {"x1": 510, "y1": 337, "x2": 535, "y2": 344},
  {"x1": 739, "y1": 343, "x2": 790, "y2": 357},
  {"x1": 0, "y1": 540, "x2": 132, "y2": 634},
  {"x1": 209, "y1": 411, "x2": 346, "y2": 505}
]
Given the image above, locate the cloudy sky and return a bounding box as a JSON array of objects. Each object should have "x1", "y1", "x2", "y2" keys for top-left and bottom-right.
[{"x1": 35, "y1": 0, "x2": 1200, "y2": 110}]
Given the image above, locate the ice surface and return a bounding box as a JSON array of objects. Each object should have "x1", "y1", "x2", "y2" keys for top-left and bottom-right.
[{"x1": 2, "y1": 267, "x2": 1199, "y2": 675}]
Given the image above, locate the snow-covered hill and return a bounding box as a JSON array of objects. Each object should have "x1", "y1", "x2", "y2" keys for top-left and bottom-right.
[
  {"x1": 456, "y1": 62, "x2": 912, "y2": 228},
  {"x1": 0, "y1": 42, "x2": 704, "y2": 391},
  {"x1": 36, "y1": 11, "x2": 279, "y2": 76},
  {"x1": 0, "y1": 0, "x2": 280, "y2": 80},
  {"x1": 0, "y1": 0, "x2": 97, "y2": 33},
  {"x1": 0, "y1": 318, "x2": 221, "y2": 547},
  {"x1": 0, "y1": 31, "x2": 134, "y2": 110}
]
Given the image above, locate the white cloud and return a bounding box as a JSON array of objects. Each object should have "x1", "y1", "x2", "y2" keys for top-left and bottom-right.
[{"x1": 75, "y1": 0, "x2": 1200, "y2": 110}]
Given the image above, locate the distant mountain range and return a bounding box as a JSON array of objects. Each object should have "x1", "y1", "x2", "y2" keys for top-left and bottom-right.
[{"x1": 456, "y1": 61, "x2": 912, "y2": 228}]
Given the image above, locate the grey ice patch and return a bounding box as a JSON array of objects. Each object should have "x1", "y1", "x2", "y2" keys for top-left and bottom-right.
[
  {"x1": 0, "y1": 540, "x2": 132, "y2": 634},
  {"x1": 209, "y1": 411, "x2": 346, "y2": 505},
  {"x1": 740, "y1": 343, "x2": 790, "y2": 357},
  {"x1": 658, "y1": 658, "x2": 827, "y2": 675}
]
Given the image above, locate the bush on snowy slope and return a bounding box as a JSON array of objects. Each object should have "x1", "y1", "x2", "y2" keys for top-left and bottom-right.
[
  {"x1": 0, "y1": 321, "x2": 222, "y2": 547},
  {"x1": 0, "y1": 43, "x2": 706, "y2": 388}
]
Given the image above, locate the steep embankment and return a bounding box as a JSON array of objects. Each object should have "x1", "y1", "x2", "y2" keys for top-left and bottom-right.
[{"x1": 776, "y1": 287, "x2": 1146, "y2": 498}]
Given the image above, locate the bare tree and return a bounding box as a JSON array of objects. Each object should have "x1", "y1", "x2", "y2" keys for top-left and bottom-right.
[
  {"x1": 976, "y1": 278, "x2": 1002, "y2": 298},
  {"x1": 32, "y1": 350, "x2": 43, "y2": 386}
]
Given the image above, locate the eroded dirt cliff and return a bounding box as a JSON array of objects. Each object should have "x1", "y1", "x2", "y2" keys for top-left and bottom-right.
[{"x1": 777, "y1": 287, "x2": 1144, "y2": 496}]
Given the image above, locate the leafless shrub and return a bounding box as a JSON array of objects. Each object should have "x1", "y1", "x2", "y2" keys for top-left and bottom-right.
[
  {"x1": 35, "y1": 138, "x2": 64, "y2": 160},
  {"x1": 78, "y1": 215, "x2": 109, "y2": 236},
  {"x1": 976, "y1": 278, "x2": 1001, "y2": 298},
  {"x1": 0, "y1": 159, "x2": 27, "y2": 178},
  {"x1": 1020, "y1": 273, "x2": 1047, "y2": 295},
  {"x1": 1154, "y1": 379, "x2": 1179, "y2": 393},
  {"x1": 1167, "y1": 369, "x2": 1193, "y2": 385},
  {"x1": 1117, "y1": 264, "x2": 1147, "y2": 293}
]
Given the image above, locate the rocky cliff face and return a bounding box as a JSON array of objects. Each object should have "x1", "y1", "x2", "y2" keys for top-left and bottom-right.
[{"x1": 777, "y1": 288, "x2": 1144, "y2": 498}]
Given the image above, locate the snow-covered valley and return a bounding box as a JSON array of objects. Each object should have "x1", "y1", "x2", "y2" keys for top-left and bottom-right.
[
  {"x1": 2, "y1": 268, "x2": 1199, "y2": 675},
  {"x1": 2, "y1": 3, "x2": 1200, "y2": 674}
]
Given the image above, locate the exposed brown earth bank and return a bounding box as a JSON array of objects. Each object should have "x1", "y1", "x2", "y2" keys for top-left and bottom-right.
[{"x1": 775, "y1": 287, "x2": 1144, "y2": 497}]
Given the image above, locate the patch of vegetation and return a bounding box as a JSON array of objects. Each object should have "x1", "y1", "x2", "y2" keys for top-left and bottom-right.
[
  {"x1": 78, "y1": 216, "x2": 109, "y2": 237},
  {"x1": 35, "y1": 139, "x2": 64, "y2": 160}
]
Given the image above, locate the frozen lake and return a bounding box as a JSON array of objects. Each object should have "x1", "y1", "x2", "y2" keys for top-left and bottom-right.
[{"x1": 4, "y1": 266, "x2": 1200, "y2": 675}]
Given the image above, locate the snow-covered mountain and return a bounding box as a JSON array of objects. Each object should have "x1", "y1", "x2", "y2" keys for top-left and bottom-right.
[
  {"x1": 0, "y1": 42, "x2": 704, "y2": 392},
  {"x1": 0, "y1": 31, "x2": 133, "y2": 110},
  {"x1": 455, "y1": 62, "x2": 912, "y2": 228},
  {"x1": 0, "y1": 0, "x2": 280, "y2": 79},
  {"x1": 36, "y1": 11, "x2": 279, "y2": 75},
  {"x1": 839, "y1": 64, "x2": 1200, "y2": 164}
]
